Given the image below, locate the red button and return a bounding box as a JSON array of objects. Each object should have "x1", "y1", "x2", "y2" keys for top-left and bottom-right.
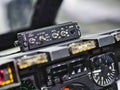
[
  {"x1": 63, "y1": 88, "x2": 70, "y2": 90},
  {"x1": 0, "y1": 70, "x2": 5, "y2": 85}
]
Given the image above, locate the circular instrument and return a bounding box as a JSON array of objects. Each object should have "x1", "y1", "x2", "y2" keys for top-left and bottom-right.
[{"x1": 90, "y1": 53, "x2": 116, "y2": 87}]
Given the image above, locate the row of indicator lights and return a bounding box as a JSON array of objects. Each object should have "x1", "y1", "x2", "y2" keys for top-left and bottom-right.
[
  {"x1": 70, "y1": 41, "x2": 96, "y2": 54},
  {"x1": 18, "y1": 54, "x2": 48, "y2": 69},
  {"x1": 18, "y1": 59, "x2": 48, "y2": 69},
  {"x1": 0, "y1": 66, "x2": 14, "y2": 86}
]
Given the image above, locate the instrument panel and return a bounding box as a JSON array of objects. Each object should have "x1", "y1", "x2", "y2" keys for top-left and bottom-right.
[{"x1": 0, "y1": 22, "x2": 120, "y2": 90}]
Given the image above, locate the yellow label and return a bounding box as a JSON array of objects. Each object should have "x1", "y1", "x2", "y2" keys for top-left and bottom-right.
[
  {"x1": 70, "y1": 41, "x2": 96, "y2": 54},
  {"x1": 18, "y1": 53, "x2": 48, "y2": 69}
]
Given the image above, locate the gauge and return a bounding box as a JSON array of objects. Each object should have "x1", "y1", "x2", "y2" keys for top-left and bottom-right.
[
  {"x1": 13, "y1": 79, "x2": 36, "y2": 90},
  {"x1": 62, "y1": 83, "x2": 89, "y2": 90},
  {"x1": 90, "y1": 53, "x2": 116, "y2": 87}
]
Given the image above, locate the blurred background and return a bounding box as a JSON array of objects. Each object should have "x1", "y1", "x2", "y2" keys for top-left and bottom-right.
[
  {"x1": 57, "y1": 0, "x2": 120, "y2": 35},
  {"x1": 0, "y1": 0, "x2": 120, "y2": 35},
  {"x1": 0, "y1": 0, "x2": 37, "y2": 34}
]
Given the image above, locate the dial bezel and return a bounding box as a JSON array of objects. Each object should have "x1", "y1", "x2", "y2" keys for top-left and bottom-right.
[{"x1": 90, "y1": 52, "x2": 117, "y2": 87}]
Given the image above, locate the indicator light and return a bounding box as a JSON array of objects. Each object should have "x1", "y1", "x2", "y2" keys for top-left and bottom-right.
[{"x1": 0, "y1": 70, "x2": 5, "y2": 85}]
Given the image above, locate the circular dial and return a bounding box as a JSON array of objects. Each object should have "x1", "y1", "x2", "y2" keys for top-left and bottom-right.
[
  {"x1": 62, "y1": 83, "x2": 89, "y2": 90},
  {"x1": 14, "y1": 79, "x2": 36, "y2": 90},
  {"x1": 91, "y1": 53, "x2": 116, "y2": 87}
]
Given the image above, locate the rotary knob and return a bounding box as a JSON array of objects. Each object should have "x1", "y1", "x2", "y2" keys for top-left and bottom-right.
[
  {"x1": 61, "y1": 31, "x2": 67, "y2": 37},
  {"x1": 52, "y1": 33, "x2": 59, "y2": 39}
]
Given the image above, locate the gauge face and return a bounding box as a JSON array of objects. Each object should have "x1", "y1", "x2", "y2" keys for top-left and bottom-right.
[
  {"x1": 62, "y1": 83, "x2": 89, "y2": 90},
  {"x1": 90, "y1": 53, "x2": 116, "y2": 87},
  {"x1": 13, "y1": 79, "x2": 36, "y2": 90}
]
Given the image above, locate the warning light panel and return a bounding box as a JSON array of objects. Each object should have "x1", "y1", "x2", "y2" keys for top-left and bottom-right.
[
  {"x1": 0, "y1": 60, "x2": 20, "y2": 90},
  {"x1": 17, "y1": 53, "x2": 48, "y2": 69},
  {"x1": 69, "y1": 40, "x2": 96, "y2": 54}
]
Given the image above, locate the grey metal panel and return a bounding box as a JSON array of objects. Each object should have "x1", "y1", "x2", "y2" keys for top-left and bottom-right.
[
  {"x1": 39, "y1": 46, "x2": 70, "y2": 61},
  {"x1": 82, "y1": 34, "x2": 115, "y2": 47},
  {"x1": 97, "y1": 35, "x2": 115, "y2": 47}
]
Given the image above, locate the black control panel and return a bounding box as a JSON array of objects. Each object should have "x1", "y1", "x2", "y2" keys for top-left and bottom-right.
[
  {"x1": 17, "y1": 22, "x2": 81, "y2": 51},
  {"x1": 46, "y1": 58, "x2": 88, "y2": 86}
]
